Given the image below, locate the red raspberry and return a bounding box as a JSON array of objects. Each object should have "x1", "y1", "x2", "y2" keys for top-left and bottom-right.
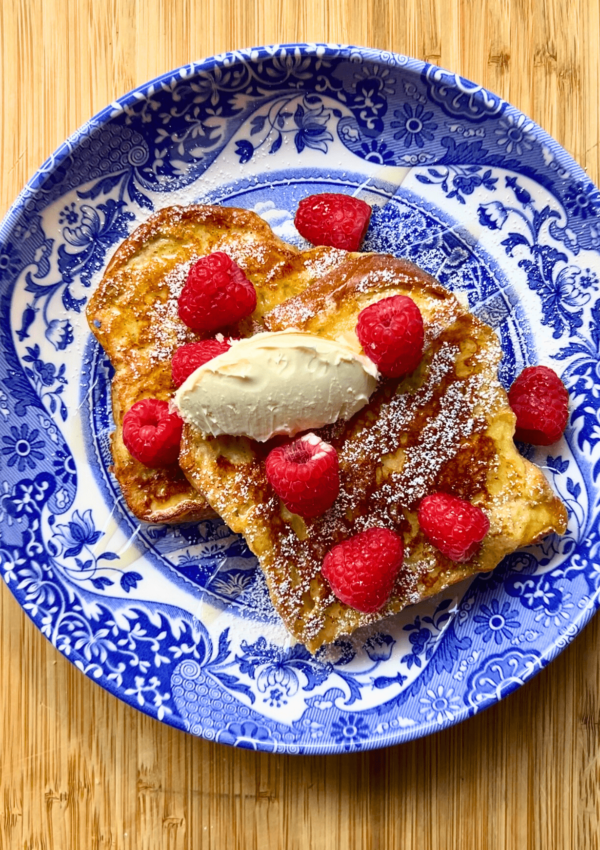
[
  {"x1": 122, "y1": 398, "x2": 183, "y2": 467},
  {"x1": 294, "y1": 193, "x2": 371, "y2": 251},
  {"x1": 356, "y1": 295, "x2": 424, "y2": 378},
  {"x1": 418, "y1": 493, "x2": 490, "y2": 562},
  {"x1": 508, "y1": 365, "x2": 569, "y2": 445},
  {"x1": 178, "y1": 252, "x2": 256, "y2": 333},
  {"x1": 265, "y1": 433, "x2": 339, "y2": 518},
  {"x1": 171, "y1": 338, "x2": 233, "y2": 387},
  {"x1": 321, "y1": 527, "x2": 404, "y2": 613}
]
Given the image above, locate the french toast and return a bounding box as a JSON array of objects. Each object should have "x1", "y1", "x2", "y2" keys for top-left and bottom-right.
[
  {"x1": 179, "y1": 253, "x2": 568, "y2": 652},
  {"x1": 86, "y1": 205, "x2": 349, "y2": 523}
]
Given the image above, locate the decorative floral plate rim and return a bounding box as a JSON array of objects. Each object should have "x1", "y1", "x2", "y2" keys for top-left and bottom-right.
[{"x1": 0, "y1": 43, "x2": 599, "y2": 754}]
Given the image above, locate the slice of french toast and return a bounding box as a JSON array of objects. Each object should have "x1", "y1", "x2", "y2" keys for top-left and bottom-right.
[
  {"x1": 179, "y1": 253, "x2": 568, "y2": 652},
  {"x1": 86, "y1": 204, "x2": 349, "y2": 523}
]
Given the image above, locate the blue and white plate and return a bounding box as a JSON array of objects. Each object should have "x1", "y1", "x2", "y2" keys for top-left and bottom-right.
[{"x1": 1, "y1": 44, "x2": 599, "y2": 753}]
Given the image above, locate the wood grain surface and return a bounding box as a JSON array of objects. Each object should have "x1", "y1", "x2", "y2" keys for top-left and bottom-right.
[{"x1": 1, "y1": 1, "x2": 600, "y2": 847}]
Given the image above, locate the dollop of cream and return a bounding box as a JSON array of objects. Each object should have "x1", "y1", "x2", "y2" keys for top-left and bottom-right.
[{"x1": 173, "y1": 330, "x2": 379, "y2": 441}]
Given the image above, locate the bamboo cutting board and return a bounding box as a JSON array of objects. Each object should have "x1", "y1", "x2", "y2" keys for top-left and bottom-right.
[{"x1": 1, "y1": 1, "x2": 599, "y2": 848}]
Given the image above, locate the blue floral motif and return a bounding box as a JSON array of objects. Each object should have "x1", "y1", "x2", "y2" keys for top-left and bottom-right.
[
  {"x1": 546, "y1": 455, "x2": 570, "y2": 476},
  {"x1": 422, "y1": 65, "x2": 506, "y2": 121},
  {"x1": 555, "y1": 302, "x2": 600, "y2": 460},
  {"x1": 265, "y1": 687, "x2": 287, "y2": 707},
  {"x1": 22, "y1": 200, "x2": 135, "y2": 344},
  {"x1": 465, "y1": 650, "x2": 543, "y2": 712},
  {"x1": 364, "y1": 632, "x2": 395, "y2": 662},
  {"x1": 218, "y1": 721, "x2": 276, "y2": 751},
  {"x1": 58, "y1": 203, "x2": 79, "y2": 225},
  {"x1": 336, "y1": 62, "x2": 396, "y2": 135},
  {"x1": 402, "y1": 620, "x2": 433, "y2": 669},
  {"x1": 235, "y1": 637, "x2": 330, "y2": 701},
  {"x1": 506, "y1": 570, "x2": 575, "y2": 628},
  {"x1": 331, "y1": 713, "x2": 370, "y2": 751},
  {"x1": 348, "y1": 82, "x2": 387, "y2": 134},
  {"x1": 53, "y1": 509, "x2": 102, "y2": 558},
  {"x1": 2, "y1": 471, "x2": 55, "y2": 519},
  {"x1": 235, "y1": 95, "x2": 335, "y2": 163},
  {"x1": 473, "y1": 599, "x2": 521, "y2": 644},
  {"x1": 292, "y1": 100, "x2": 334, "y2": 153},
  {"x1": 172, "y1": 641, "x2": 262, "y2": 721},
  {"x1": 478, "y1": 200, "x2": 508, "y2": 229},
  {"x1": 391, "y1": 103, "x2": 437, "y2": 148},
  {"x1": 71, "y1": 626, "x2": 117, "y2": 663},
  {"x1": 47, "y1": 128, "x2": 148, "y2": 204},
  {"x1": 0, "y1": 43, "x2": 600, "y2": 753},
  {"x1": 50, "y1": 508, "x2": 139, "y2": 593},
  {"x1": 477, "y1": 176, "x2": 598, "y2": 338},
  {"x1": 0, "y1": 242, "x2": 22, "y2": 280},
  {"x1": 401, "y1": 599, "x2": 453, "y2": 669},
  {"x1": 21, "y1": 344, "x2": 68, "y2": 420},
  {"x1": 59, "y1": 200, "x2": 134, "y2": 288},
  {"x1": 0, "y1": 473, "x2": 255, "y2": 725},
  {"x1": 45, "y1": 319, "x2": 73, "y2": 351},
  {"x1": 419, "y1": 685, "x2": 461, "y2": 725},
  {"x1": 416, "y1": 164, "x2": 497, "y2": 204},
  {"x1": 358, "y1": 139, "x2": 396, "y2": 165},
  {"x1": 563, "y1": 181, "x2": 600, "y2": 221},
  {"x1": 1, "y1": 423, "x2": 45, "y2": 471},
  {"x1": 494, "y1": 113, "x2": 535, "y2": 155},
  {"x1": 230, "y1": 634, "x2": 404, "y2": 707}
]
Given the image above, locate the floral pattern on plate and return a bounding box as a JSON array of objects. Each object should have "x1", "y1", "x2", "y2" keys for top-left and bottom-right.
[{"x1": 0, "y1": 43, "x2": 599, "y2": 753}]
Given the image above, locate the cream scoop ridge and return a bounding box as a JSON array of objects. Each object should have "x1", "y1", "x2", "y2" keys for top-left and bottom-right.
[{"x1": 173, "y1": 330, "x2": 380, "y2": 441}]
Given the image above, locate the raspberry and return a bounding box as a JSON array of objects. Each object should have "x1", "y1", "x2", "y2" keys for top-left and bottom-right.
[
  {"x1": 321, "y1": 527, "x2": 404, "y2": 613},
  {"x1": 508, "y1": 365, "x2": 569, "y2": 445},
  {"x1": 172, "y1": 338, "x2": 232, "y2": 387},
  {"x1": 122, "y1": 398, "x2": 183, "y2": 467},
  {"x1": 294, "y1": 193, "x2": 371, "y2": 251},
  {"x1": 418, "y1": 493, "x2": 490, "y2": 562},
  {"x1": 356, "y1": 295, "x2": 424, "y2": 378},
  {"x1": 265, "y1": 433, "x2": 339, "y2": 518},
  {"x1": 178, "y1": 252, "x2": 256, "y2": 333}
]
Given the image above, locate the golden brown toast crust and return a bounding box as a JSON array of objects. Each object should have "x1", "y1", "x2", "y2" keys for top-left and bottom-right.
[
  {"x1": 86, "y1": 204, "x2": 348, "y2": 523},
  {"x1": 179, "y1": 253, "x2": 568, "y2": 652}
]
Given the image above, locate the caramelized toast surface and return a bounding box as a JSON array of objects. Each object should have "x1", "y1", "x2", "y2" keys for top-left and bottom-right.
[
  {"x1": 179, "y1": 254, "x2": 568, "y2": 652},
  {"x1": 86, "y1": 204, "x2": 348, "y2": 523}
]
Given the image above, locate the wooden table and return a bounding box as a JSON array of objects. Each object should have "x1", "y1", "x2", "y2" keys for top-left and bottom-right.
[{"x1": 1, "y1": 1, "x2": 599, "y2": 847}]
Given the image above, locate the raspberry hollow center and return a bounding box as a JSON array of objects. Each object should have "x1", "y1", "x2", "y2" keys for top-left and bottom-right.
[
  {"x1": 139, "y1": 423, "x2": 159, "y2": 439},
  {"x1": 283, "y1": 433, "x2": 330, "y2": 466},
  {"x1": 286, "y1": 444, "x2": 313, "y2": 465}
]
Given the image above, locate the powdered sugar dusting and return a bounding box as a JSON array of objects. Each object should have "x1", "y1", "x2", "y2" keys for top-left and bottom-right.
[
  {"x1": 146, "y1": 259, "x2": 197, "y2": 364},
  {"x1": 389, "y1": 376, "x2": 480, "y2": 507},
  {"x1": 303, "y1": 248, "x2": 347, "y2": 279},
  {"x1": 178, "y1": 249, "x2": 543, "y2": 652},
  {"x1": 271, "y1": 300, "x2": 317, "y2": 327},
  {"x1": 215, "y1": 233, "x2": 268, "y2": 267},
  {"x1": 341, "y1": 343, "x2": 458, "y2": 465},
  {"x1": 246, "y1": 328, "x2": 508, "y2": 646},
  {"x1": 354, "y1": 266, "x2": 405, "y2": 293}
]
